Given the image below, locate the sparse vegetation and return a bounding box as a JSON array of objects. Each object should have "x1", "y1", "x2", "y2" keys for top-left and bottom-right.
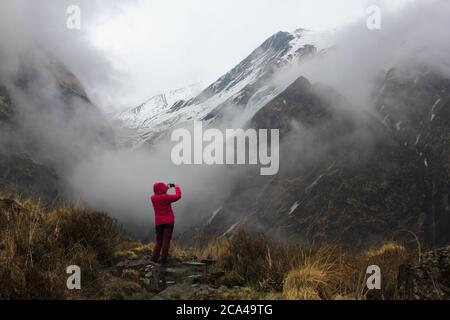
[
  {"x1": 0, "y1": 197, "x2": 122, "y2": 299},
  {"x1": 103, "y1": 276, "x2": 152, "y2": 300},
  {"x1": 194, "y1": 231, "x2": 417, "y2": 300},
  {"x1": 0, "y1": 197, "x2": 423, "y2": 300}
]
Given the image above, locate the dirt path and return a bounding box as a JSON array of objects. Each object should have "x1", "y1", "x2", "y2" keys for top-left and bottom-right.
[{"x1": 110, "y1": 253, "x2": 251, "y2": 300}]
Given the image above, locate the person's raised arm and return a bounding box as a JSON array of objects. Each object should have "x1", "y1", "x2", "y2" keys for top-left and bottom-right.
[{"x1": 166, "y1": 184, "x2": 182, "y2": 203}]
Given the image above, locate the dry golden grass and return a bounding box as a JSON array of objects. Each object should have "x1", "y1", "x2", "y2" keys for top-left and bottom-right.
[
  {"x1": 190, "y1": 231, "x2": 416, "y2": 300},
  {"x1": 365, "y1": 242, "x2": 406, "y2": 258},
  {"x1": 0, "y1": 196, "x2": 417, "y2": 300},
  {"x1": 283, "y1": 266, "x2": 325, "y2": 300},
  {"x1": 0, "y1": 197, "x2": 122, "y2": 299},
  {"x1": 196, "y1": 238, "x2": 232, "y2": 262},
  {"x1": 361, "y1": 242, "x2": 411, "y2": 299}
]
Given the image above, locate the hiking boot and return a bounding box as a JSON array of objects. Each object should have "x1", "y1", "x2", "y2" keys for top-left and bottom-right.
[
  {"x1": 159, "y1": 256, "x2": 168, "y2": 265},
  {"x1": 151, "y1": 255, "x2": 159, "y2": 263}
]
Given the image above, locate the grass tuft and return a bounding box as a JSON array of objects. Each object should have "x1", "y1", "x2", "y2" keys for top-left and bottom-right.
[{"x1": 0, "y1": 197, "x2": 122, "y2": 299}]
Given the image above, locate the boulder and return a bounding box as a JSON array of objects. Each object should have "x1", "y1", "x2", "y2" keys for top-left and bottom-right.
[{"x1": 398, "y1": 246, "x2": 450, "y2": 300}]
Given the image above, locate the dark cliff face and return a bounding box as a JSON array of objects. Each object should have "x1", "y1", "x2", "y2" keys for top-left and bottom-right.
[
  {"x1": 250, "y1": 77, "x2": 336, "y2": 135},
  {"x1": 0, "y1": 82, "x2": 60, "y2": 200},
  {"x1": 183, "y1": 67, "x2": 450, "y2": 250},
  {"x1": 0, "y1": 56, "x2": 111, "y2": 202},
  {"x1": 374, "y1": 68, "x2": 450, "y2": 247}
]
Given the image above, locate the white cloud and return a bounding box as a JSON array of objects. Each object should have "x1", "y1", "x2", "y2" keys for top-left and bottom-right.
[
  {"x1": 86, "y1": 0, "x2": 373, "y2": 108},
  {"x1": 0, "y1": 0, "x2": 419, "y2": 110}
]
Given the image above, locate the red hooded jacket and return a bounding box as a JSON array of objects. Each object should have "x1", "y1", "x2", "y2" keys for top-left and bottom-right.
[{"x1": 151, "y1": 182, "x2": 182, "y2": 225}]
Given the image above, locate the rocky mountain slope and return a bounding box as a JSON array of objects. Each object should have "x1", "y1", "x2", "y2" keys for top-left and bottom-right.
[
  {"x1": 1, "y1": 27, "x2": 448, "y2": 252},
  {"x1": 0, "y1": 55, "x2": 111, "y2": 201},
  {"x1": 112, "y1": 29, "x2": 332, "y2": 145},
  {"x1": 181, "y1": 67, "x2": 450, "y2": 250},
  {"x1": 110, "y1": 28, "x2": 450, "y2": 251}
]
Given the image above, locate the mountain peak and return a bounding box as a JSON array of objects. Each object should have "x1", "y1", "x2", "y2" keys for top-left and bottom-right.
[
  {"x1": 112, "y1": 27, "x2": 333, "y2": 144},
  {"x1": 259, "y1": 31, "x2": 295, "y2": 51}
]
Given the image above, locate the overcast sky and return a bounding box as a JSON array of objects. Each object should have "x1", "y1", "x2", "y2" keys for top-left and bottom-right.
[
  {"x1": 88, "y1": 0, "x2": 368, "y2": 107},
  {"x1": 84, "y1": 0, "x2": 414, "y2": 109},
  {"x1": 0, "y1": 0, "x2": 415, "y2": 110}
]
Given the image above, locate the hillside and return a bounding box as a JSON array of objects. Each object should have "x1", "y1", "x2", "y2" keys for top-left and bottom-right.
[
  {"x1": 181, "y1": 67, "x2": 450, "y2": 250},
  {"x1": 2, "y1": 29, "x2": 449, "y2": 252},
  {"x1": 109, "y1": 29, "x2": 450, "y2": 251},
  {"x1": 1, "y1": 197, "x2": 448, "y2": 300},
  {"x1": 0, "y1": 54, "x2": 114, "y2": 202}
]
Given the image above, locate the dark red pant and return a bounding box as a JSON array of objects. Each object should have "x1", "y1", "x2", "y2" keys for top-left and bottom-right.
[{"x1": 152, "y1": 223, "x2": 174, "y2": 258}]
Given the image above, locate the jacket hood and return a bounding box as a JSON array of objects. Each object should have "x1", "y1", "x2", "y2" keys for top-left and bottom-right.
[{"x1": 153, "y1": 182, "x2": 168, "y2": 195}]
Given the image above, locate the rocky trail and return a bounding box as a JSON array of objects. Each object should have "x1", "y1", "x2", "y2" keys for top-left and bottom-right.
[
  {"x1": 107, "y1": 242, "x2": 450, "y2": 300},
  {"x1": 108, "y1": 251, "x2": 254, "y2": 300}
]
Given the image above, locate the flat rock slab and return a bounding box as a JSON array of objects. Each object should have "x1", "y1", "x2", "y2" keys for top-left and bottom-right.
[
  {"x1": 183, "y1": 262, "x2": 208, "y2": 267},
  {"x1": 165, "y1": 267, "x2": 185, "y2": 273}
]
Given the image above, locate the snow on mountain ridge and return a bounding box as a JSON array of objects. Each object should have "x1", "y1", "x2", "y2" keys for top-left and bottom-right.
[
  {"x1": 113, "y1": 82, "x2": 205, "y2": 130},
  {"x1": 113, "y1": 29, "x2": 333, "y2": 145}
]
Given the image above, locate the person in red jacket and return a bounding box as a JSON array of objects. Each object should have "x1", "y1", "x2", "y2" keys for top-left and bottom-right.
[{"x1": 150, "y1": 182, "x2": 182, "y2": 265}]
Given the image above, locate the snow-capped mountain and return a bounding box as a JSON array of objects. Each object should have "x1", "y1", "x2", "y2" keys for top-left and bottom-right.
[
  {"x1": 112, "y1": 82, "x2": 205, "y2": 130},
  {"x1": 113, "y1": 28, "x2": 333, "y2": 145},
  {"x1": 179, "y1": 65, "x2": 450, "y2": 250}
]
